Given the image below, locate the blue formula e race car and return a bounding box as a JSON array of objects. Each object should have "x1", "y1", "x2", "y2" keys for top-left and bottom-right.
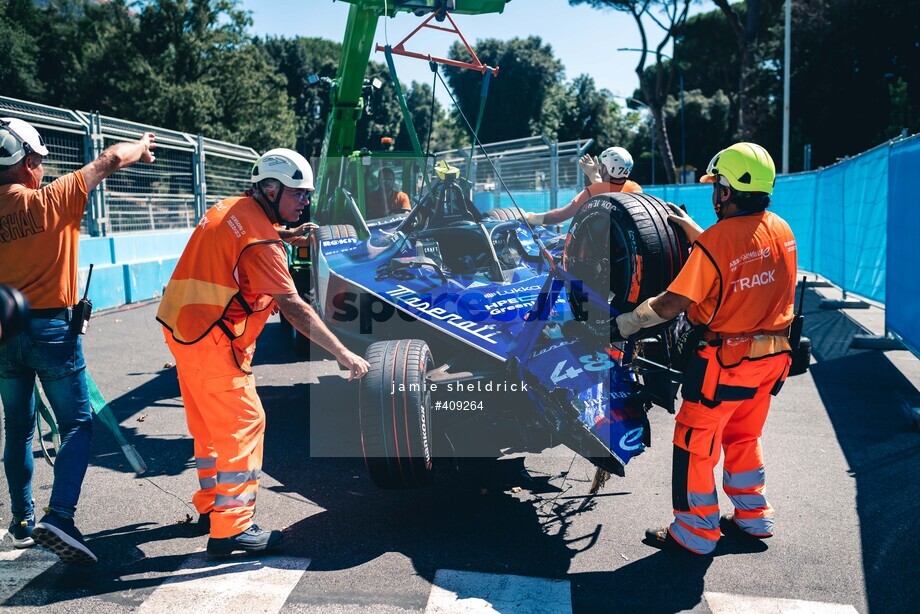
[{"x1": 305, "y1": 155, "x2": 690, "y2": 489}]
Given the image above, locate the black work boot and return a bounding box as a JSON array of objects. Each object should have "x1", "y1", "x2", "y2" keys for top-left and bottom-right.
[
  {"x1": 196, "y1": 512, "x2": 211, "y2": 536},
  {"x1": 644, "y1": 526, "x2": 685, "y2": 552},
  {"x1": 207, "y1": 524, "x2": 284, "y2": 557},
  {"x1": 720, "y1": 514, "x2": 772, "y2": 540}
]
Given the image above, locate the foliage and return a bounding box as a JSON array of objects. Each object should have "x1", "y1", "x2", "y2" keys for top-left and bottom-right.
[
  {"x1": 443, "y1": 36, "x2": 565, "y2": 144},
  {"x1": 6, "y1": 0, "x2": 915, "y2": 177},
  {"x1": 569, "y1": 0, "x2": 693, "y2": 183},
  {"x1": 0, "y1": 0, "x2": 44, "y2": 100}
]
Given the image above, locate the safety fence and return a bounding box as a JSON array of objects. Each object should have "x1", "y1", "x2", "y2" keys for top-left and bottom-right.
[
  {"x1": 0, "y1": 96, "x2": 258, "y2": 236},
  {"x1": 437, "y1": 131, "x2": 918, "y2": 357},
  {"x1": 642, "y1": 135, "x2": 919, "y2": 358},
  {"x1": 437, "y1": 136, "x2": 594, "y2": 214}
]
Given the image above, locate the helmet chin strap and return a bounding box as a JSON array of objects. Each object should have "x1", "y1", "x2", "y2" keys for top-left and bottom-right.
[
  {"x1": 713, "y1": 181, "x2": 728, "y2": 220},
  {"x1": 254, "y1": 184, "x2": 285, "y2": 224}
]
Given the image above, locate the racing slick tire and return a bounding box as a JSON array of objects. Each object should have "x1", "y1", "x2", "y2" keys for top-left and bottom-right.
[
  {"x1": 481, "y1": 207, "x2": 526, "y2": 222},
  {"x1": 359, "y1": 339, "x2": 435, "y2": 489},
  {"x1": 313, "y1": 224, "x2": 358, "y2": 243},
  {"x1": 298, "y1": 224, "x2": 359, "y2": 357},
  {"x1": 563, "y1": 192, "x2": 690, "y2": 320}
]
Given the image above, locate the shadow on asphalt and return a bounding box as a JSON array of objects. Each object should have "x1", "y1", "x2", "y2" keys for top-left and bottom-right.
[
  {"x1": 802, "y1": 286, "x2": 920, "y2": 613},
  {"x1": 10, "y1": 319, "x2": 722, "y2": 612}
]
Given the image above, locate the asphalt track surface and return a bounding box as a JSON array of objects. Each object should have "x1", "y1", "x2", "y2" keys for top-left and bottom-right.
[{"x1": 1, "y1": 285, "x2": 918, "y2": 613}]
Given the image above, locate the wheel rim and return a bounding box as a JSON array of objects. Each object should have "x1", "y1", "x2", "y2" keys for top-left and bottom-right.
[{"x1": 566, "y1": 211, "x2": 632, "y2": 306}]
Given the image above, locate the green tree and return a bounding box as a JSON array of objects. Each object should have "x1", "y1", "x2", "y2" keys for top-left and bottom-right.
[
  {"x1": 397, "y1": 81, "x2": 455, "y2": 154},
  {"x1": 443, "y1": 36, "x2": 565, "y2": 143},
  {"x1": 569, "y1": 0, "x2": 693, "y2": 183},
  {"x1": 129, "y1": 0, "x2": 296, "y2": 151},
  {"x1": 261, "y1": 36, "x2": 341, "y2": 156},
  {"x1": 0, "y1": 0, "x2": 44, "y2": 100},
  {"x1": 662, "y1": 88, "x2": 732, "y2": 174},
  {"x1": 554, "y1": 75, "x2": 634, "y2": 149}
]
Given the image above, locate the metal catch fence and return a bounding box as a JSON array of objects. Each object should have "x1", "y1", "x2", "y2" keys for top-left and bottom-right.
[
  {"x1": 0, "y1": 96, "x2": 259, "y2": 236},
  {"x1": 437, "y1": 136, "x2": 594, "y2": 213}
]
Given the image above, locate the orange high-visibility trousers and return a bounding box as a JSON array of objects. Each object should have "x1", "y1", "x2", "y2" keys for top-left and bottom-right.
[
  {"x1": 668, "y1": 345, "x2": 791, "y2": 554},
  {"x1": 164, "y1": 328, "x2": 265, "y2": 539}
]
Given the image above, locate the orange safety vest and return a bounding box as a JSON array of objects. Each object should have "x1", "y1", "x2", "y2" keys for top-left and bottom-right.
[
  {"x1": 157, "y1": 196, "x2": 281, "y2": 372},
  {"x1": 690, "y1": 211, "x2": 797, "y2": 367}
]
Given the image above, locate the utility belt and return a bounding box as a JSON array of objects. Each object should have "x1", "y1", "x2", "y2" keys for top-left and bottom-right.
[
  {"x1": 702, "y1": 327, "x2": 790, "y2": 344},
  {"x1": 673, "y1": 321, "x2": 809, "y2": 377},
  {"x1": 30, "y1": 307, "x2": 73, "y2": 321},
  {"x1": 29, "y1": 299, "x2": 92, "y2": 335}
]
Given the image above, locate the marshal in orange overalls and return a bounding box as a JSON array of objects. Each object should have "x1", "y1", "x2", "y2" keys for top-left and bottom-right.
[
  {"x1": 157, "y1": 196, "x2": 296, "y2": 539},
  {"x1": 665, "y1": 210, "x2": 797, "y2": 554}
]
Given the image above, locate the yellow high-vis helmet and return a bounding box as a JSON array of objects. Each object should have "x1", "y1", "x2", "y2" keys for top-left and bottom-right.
[{"x1": 700, "y1": 142, "x2": 776, "y2": 194}]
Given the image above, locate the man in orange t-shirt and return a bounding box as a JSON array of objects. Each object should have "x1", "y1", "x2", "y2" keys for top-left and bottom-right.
[
  {"x1": 367, "y1": 166, "x2": 411, "y2": 219},
  {"x1": 615, "y1": 143, "x2": 796, "y2": 555},
  {"x1": 0, "y1": 118, "x2": 156, "y2": 564},
  {"x1": 525, "y1": 146, "x2": 642, "y2": 226}
]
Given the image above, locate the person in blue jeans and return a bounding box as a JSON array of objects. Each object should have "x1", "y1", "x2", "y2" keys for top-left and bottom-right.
[
  {"x1": 1, "y1": 318, "x2": 93, "y2": 548},
  {"x1": 0, "y1": 118, "x2": 156, "y2": 564}
]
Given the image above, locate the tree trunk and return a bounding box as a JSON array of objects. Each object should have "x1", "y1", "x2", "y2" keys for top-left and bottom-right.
[
  {"x1": 713, "y1": 0, "x2": 761, "y2": 141},
  {"x1": 652, "y1": 104, "x2": 677, "y2": 184},
  {"x1": 638, "y1": 74, "x2": 677, "y2": 184}
]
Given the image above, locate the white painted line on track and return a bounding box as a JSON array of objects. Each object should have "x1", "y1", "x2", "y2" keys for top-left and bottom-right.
[
  {"x1": 425, "y1": 569, "x2": 572, "y2": 614},
  {"x1": 137, "y1": 553, "x2": 311, "y2": 614},
  {"x1": 705, "y1": 591, "x2": 860, "y2": 613},
  {"x1": 0, "y1": 547, "x2": 58, "y2": 602}
]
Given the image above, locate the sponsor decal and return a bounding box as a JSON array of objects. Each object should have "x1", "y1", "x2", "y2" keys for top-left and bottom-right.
[
  {"x1": 226, "y1": 214, "x2": 246, "y2": 238},
  {"x1": 619, "y1": 427, "x2": 644, "y2": 451},
  {"x1": 730, "y1": 269, "x2": 776, "y2": 292},
  {"x1": 729, "y1": 246, "x2": 773, "y2": 271},
  {"x1": 483, "y1": 285, "x2": 542, "y2": 299},
  {"x1": 322, "y1": 237, "x2": 358, "y2": 247},
  {"x1": 386, "y1": 285, "x2": 501, "y2": 344},
  {"x1": 530, "y1": 338, "x2": 580, "y2": 358}
]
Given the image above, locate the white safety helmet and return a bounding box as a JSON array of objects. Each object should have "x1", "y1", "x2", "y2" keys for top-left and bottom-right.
[
  {"x1": 599, "y1": 146, "x2": 634, "y2": 179},
  {"x1": 251, "y1": 148, "x2": 314, "y2": 190},
  {"x1": 0, "y1": 118, "x2": 49, "y2": 166}
]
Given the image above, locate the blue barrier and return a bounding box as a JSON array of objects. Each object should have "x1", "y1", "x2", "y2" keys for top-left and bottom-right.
[
  {"x1": 76, "y1": 230, "x2": 191, "y2": 310},
  {"x1": 510, "y1": 135, "x2": 919, "y2": 357},
  {"x1": 887, "y1": 137, "x2": 920, "y2": 356},
  {"x1": 646, "y1": 149, "x2": 891, "y2": 307}
]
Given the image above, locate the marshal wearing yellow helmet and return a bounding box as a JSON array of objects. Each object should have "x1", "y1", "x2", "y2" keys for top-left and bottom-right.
[{"x1": 615, "y1": 142, "x2": 798, "y2": 555}]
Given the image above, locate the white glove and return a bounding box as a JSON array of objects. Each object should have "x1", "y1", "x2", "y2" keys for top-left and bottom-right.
[
  {"x1": 525, "y1": 212, "x2": 546, "y2": 226},
  {"x1": 666, "y1": 203, "x2": 704, "y2": 244},
  {"x1": 578, "y1": 154, "x2": 602, "y2": 184},
  {"x1": 615, "y1": 298, "x2": 667, "y2": 338}
]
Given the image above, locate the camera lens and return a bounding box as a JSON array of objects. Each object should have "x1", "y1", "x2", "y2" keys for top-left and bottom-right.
[{"x1": 0, "y1": 285, "x2": 29, "y2": 346}]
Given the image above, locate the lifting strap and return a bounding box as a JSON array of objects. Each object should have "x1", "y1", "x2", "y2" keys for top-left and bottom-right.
[{"x1": 466, "y1": 70, "x2": 493, "y2": 180}]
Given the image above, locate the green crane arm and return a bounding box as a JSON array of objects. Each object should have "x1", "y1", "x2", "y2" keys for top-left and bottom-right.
[{"x1": 316, "y1": 0, "x2": 509, "y2": 210}]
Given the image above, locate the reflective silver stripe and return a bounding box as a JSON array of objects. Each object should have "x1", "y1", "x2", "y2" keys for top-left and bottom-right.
[
  {"x1": 723, "y1": 467, "x2": 765, "y2": 489},
  {"x1": 198, "y1": 476, "x2": 217, "y2": 490},
  {"x1": 728, "y1": 493, "x2": 768, "y2": 511},
  {"x1": 735, "y1": 515, "x2": 774, "y2": 536},
  {"x1": 669, "y1": 520, "x2": 717, "y2": 554},
  {"x1": 195, "y1": 457, "x2": 217, "y2": 469},
  {"x1": 688, "y1": 489, "x2": 718, "y2": 509},
  {"x1": 216, "y1": 469, "x2": 260, "y2": 484},
  {"x1": 674, "y1": 510, "x2": 720, "y2": 531},
  {"x1": 215, "y1": 491, "x2": 257, "y2": 508}
]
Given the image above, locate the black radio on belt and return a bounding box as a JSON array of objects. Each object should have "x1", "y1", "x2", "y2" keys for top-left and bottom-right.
[{"x1": 71, "y1": 264, "x2": 94, "y2": 335}]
